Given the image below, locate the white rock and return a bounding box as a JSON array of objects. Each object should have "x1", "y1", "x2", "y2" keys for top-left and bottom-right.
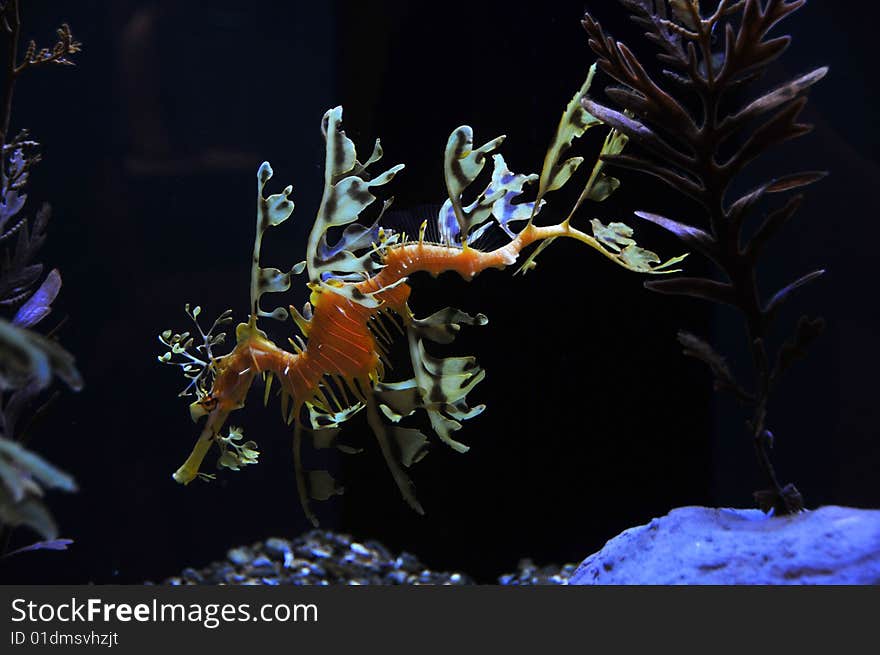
[{"x1": 568, "y1": 505, "x2": 880, "y2": 585}]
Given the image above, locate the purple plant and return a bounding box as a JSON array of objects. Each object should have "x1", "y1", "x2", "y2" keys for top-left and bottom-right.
[{"x1": 0, "y1": 0, "x2": 82, "y2": 558}]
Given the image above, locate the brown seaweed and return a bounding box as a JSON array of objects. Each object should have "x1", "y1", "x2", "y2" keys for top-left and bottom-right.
[{"x1": 581, "y1": 0, "x2": 827, "y2": 514}]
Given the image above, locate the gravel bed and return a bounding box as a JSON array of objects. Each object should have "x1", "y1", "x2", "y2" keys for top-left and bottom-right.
[{"x1": 160, "y1": 530, "x2": 574, "y2": 586}]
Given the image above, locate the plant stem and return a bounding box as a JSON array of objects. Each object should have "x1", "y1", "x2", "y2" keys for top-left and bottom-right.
[
  {"x1": 748, "y1": 308, "x2": 804, "y2": 514},
  {"x1": 0, "y1": 0, "x2": 19, "y2": 560},
  {"x1": 694, "y1": 12, "x2": 797, "y2": 515},
  {"x1": 0, "y1": 0, "x2": 20, "y2": 159}
]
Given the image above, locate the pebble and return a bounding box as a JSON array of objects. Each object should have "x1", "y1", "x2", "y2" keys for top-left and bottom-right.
[
  {"x1": 350, "y1": 542, "x2": 370, "y2": 556},
  {"x1": 394, "y1": 552, "x2": 421, "y2": 573},
  {"x1": 264, "y1": 538, "x2": 292, "y2": 561},
  {"x1": 181, "y1": 567, "x2": 203, "y2": 583},
  {"x1": 385, "y1": 570, "x2": 408, "y2": 584},
  {"x1": 161, "y1": 529, "x2": 575, "y2": 586},
  {"x1": 227, "y1": 548, "x2": 250, "y2": 566}
]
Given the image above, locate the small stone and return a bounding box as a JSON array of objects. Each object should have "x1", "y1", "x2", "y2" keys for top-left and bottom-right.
[
  {"x1": 264, "y1": 538, "x2": 292, "y2": 561},
  {"x1": 227, "y1": 548, "x2": 250, "y2": 566},
  {"x1": 310, "y1": 547, "x2": 332, "y2": 559},
  {"x1": 385, "y1": 570, "x2": 408, "y2": 584},
  {"x1": 251, "y1": 555, "x2": 274, "y2": 569},
  {"x1": 365, "y1": 540, "x2": 392, "y2": 560},
  {"x1": 181, "y1": 567, "x2": 203, "y2": 583},
  {"x1": 395, "y1": 552, "x2": 421, "y2": 573},
  {"x1": 350, "y1": 542, "x2": 370, "y2": 556},
  {"x1": 165, "y1": 529, "x2": 561, "y2": 586}
]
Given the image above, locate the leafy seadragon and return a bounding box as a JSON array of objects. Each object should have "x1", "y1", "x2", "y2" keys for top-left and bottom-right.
[{"x1": 158, "y1": 66, "x2": 685, "y2": 526}]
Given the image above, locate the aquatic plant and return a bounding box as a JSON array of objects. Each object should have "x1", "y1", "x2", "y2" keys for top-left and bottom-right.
[
  {"x1": 159, "y1": 68, "x2": 685, "y2": 526},
  {"x1": 581, "y1": 0, "x2": 826, "y2": 514},
  {"x1": 0, "y1": 0, "x2": 83, "y2": 554}
]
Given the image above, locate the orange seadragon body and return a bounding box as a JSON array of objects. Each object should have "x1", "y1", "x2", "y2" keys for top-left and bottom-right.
[{"x1": 159, "y1": 67, "x2": 685, "y2": 525}]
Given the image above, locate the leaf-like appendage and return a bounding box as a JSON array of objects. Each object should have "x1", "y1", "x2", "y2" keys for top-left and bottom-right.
[
  {"x1": 580, "y1": 98, "x2": 697, "y2": 185},
  {"x1": 442, "y1": 126, "x2": 506, "y2": 241},
  {"x1": 0, "y1": 489, "x2": 58, "y2": 541},
  {"x1": 0, "y1": 433, "x2": 76, "y2": 539},
  {"x1": 0, "y1": 202, "x2": 51, "y2": 309},
  {"x1": 0, "y1": 139, "x2": 39, "y2": 237},
  {"x1": 252, "y1": 162, "x2": 297, "y2": 321},
  {"x1": 581, "y1": 18, "x2": 699, "y2": 140},
  {"x1": 307, "y1": 402, "x2": 364, "y2": 431},
  {"x1": 764, "y1": 269, "x2": 825, "y2": 317},
  {"x1": 772, "y1": 315, "x2": 825, "y2": 382},
  {"x1": 391, "y1": 427, "x2": 430, "y2": 468},
  {"x1": 677, "y1": 330, "x2": 753, "y2": 401},
  {"x1": 588, "y1": 219, "x2": 687, "y2": 274},
  {"x1": 535, "y1": 64, "x2": 602, "y2": 203},
  {"x1": 412, "y1": 307, "x2": 488, "y2": 344},
  {"x1": 512, "y1": 78, "x2": 687, "y2": 276},
  {"x1": 413, "y1": 349, "x2": 486, "y2": 453},
  {"x1": 724, "y1": 97, "x2": 813, "y2": 178},
  {"x1": 746, "y1": 194, "x2": 803, "y2": 260},
  {"x1": 634, "y1": 211, "x2": 718, "y2": 262},
  {"x1": 587, "y1": 173, "x2": 621, "y2": 202},
  {"x1": 0, "y1": 437, "x2": 77, "y2": 503},
  {"x1": 615, "y1": 1, "x2": 690, "y2": 72},
  {"x1": 438, "y1": 154, "x2": 541, "y2": 246},
  {"x1": 306, "y1": 470, "x2": 344, "y2": 501},
  {"x1": 487, "y1": 155, "x2": 542, "y2": 237},
  {"x1": 669, "y1": 0, "x2": 700, "y2": 31},
  {"x1": 216, "y1": 426, "x2": 260, "y2": 472},
  {"x1": 400, "y1": 311, "x2": 488, "y2": 454},
  {"x1": 729, "y1": 171, "x2": 826, "y2": 229},
  {"x1": 0, "y1": 318, "x2": 82, "y2": 393},
  {"x1": 444, "y1": 127, "x2": 505, "y2": 201},
  {"x1": 591, "y1": 220, "x2": 635, "y2": 252},
  {"x1": 3, "y1": 538, "x2": 74, "y2": 557},
  {"x1": 645, "y1": 276, "x2": 737, "y2": 306},
  {"x1": 721, "y1": 67, "x2": 828, "y2": 137},
  {"x1": 0, "y1": 189, "x2": 26, "y2": 235},
  {"x1": 307, "y1": 107, "x2": 405, "y2": 308},
  {"x1": 158, "y1": 305, "x2": 233, "y2": 404},
  {"x1": 375, "y1": 378, "x2": 421, "y2": 423},
  {"x1": 12, "y1": 268, "x2": 61, "y2": 327},
  {"x1": 721, "y1": 0, "x2": 806, "y2": 85}
]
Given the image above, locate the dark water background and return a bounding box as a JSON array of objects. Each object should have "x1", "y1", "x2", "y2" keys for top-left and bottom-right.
[{"x1": 1, "y1": 0, "x2": 877, "y2": 584}]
